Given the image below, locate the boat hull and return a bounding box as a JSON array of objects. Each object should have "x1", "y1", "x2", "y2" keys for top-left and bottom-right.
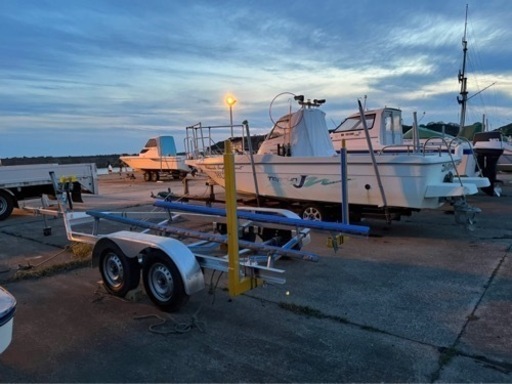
[
  {"x1": 188, "y1": 153, "x2": 486, "y2": 210},
  {"x1": 120, "y1": 156, "x2": 190, "y2": 173}
]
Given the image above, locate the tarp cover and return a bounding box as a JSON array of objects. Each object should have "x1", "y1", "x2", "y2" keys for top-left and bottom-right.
[{"x1": 290, "y1": 109, "x2": 337, "y2": 157}]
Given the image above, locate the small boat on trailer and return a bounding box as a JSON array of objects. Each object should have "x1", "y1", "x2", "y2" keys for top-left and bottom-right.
[
  {"x1": 120, "y1": 136, "x2": 192, "y2": 182},
  {"x1": 187, "y1": 95, "x2": 488, "y2": 225}
]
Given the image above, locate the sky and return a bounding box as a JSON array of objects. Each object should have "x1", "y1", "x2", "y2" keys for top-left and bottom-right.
[{"x1": 1, "y1": 0, "x2": 511, "y2": 158}]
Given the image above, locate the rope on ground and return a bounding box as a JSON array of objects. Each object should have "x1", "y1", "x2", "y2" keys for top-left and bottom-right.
[
  {"x1": 134, "y1": 305, "x2": 206, "y2": 335},
  {"x1": 17, "y1": 247, "x2": 70, "y2": 271}
]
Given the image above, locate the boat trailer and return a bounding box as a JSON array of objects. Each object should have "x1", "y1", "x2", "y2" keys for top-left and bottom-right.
[{"x1": 54, "y1": 143, "x2": 369, "y2": 312}]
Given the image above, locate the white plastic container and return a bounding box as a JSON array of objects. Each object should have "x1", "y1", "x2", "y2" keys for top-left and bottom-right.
[{"x1": 0, "y1": 286, "x2": 16, "y2": 354}]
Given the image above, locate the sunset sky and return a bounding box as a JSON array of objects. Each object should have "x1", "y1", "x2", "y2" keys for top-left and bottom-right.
[{"x1": 1, "y1": 0, "x2": 511, "y2": 157}]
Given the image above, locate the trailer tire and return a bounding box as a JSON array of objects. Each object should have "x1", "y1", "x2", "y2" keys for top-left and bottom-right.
[
  {"x1": 143, "y1": 250, "x2": 189, "y2": 312},
  {"x1": 302, "y1": 205, "x2": 324, "y2": 221},
  {"x1": 150, "y1": 172, "x2": 159, "y2": 182},
  {"x1": 0, "y1": 191, "x2": 14, "y2": 221},
  {"x1": 143, "y1": 172, "x2": 151, "y2": 182},
  {"x1": 97, "y1": 240, "x2": 141, "y2": 297}
]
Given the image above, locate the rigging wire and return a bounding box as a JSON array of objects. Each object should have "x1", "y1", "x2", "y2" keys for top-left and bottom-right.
[{"x1": 464, "y1": 11, "x2": 500, "y2": 129}]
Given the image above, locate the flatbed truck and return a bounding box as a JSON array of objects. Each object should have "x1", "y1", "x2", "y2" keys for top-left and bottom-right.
[{"x1": 0, "y1": 163, "x2": 98, "y2": 220}]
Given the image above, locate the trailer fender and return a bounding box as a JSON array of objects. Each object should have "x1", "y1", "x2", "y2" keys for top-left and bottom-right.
[
  {"x1": 92, "y1": 231, "x2": 205, "y2": 295},
  {"x1": 0, "y1": 188, "x2": 17, "y2": 204}
]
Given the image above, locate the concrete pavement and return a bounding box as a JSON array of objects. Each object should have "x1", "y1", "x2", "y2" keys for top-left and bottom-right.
[{"x1": 0, "y1": 172, "x2": 511, "y2": 382}]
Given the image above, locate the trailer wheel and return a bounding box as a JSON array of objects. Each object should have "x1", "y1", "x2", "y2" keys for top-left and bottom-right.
[
  {"x1": 97, "y1": 240, "x2": 140, "y2": 297},
  {"x1": 143, "y1": 172, "x2": 151, "y2": 182},
  {"x1": 143, "y1": 250, "x2": 189, "y2": 312},
  {"x1": 0, "y1": 191, "x2": 14, "y2": 221},
  {"x1": 302, "y1": 205, "x2": 324, "y2": 221},
  {"x1": 150, "y1": 172, "x2": 160, "y2": 182}
]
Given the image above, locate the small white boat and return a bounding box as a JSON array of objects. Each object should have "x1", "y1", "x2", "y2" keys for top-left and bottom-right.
[
  {"x1": 187, "y1": 96, "x2": 489, "y2": 223},
  {"x1": 120, "y1": 136, "x2": 192, "y2": 181},
  {"x1": 0, "y1": 286, "x2": 16, "y2": 354}
]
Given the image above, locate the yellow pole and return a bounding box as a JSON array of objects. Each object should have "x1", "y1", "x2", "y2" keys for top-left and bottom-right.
[{"x1": 224, "y1": 140, "x2": 255, "y2": 296}]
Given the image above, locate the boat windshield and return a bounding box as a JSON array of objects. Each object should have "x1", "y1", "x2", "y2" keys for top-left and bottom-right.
[
  {"x1": 266, "y1": 116, "x2": 291, "y2": 140},
  {"x1": 140, "y1": 138, "x2": 158, "y2": 154},
  {"x1": 145, "y1": 139, "x2": 158, "y2": 148},
  {"x1": 333, "y1": 114, "x2": 376, "y2": 133}
]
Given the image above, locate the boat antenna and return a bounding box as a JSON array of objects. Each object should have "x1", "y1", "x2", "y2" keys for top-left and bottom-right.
[{"x1": 456, "y1": 4, "x2": 469, "y2": 135}]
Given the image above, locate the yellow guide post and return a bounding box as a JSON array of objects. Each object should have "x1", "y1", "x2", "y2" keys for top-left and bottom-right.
[{"x1": 224, "y1": 140, "x2": 259, "y2": 296}]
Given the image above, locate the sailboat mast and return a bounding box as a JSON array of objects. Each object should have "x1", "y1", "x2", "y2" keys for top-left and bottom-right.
[{"x1": 457, "y1": 5, "x2": 469, "y2": 135}]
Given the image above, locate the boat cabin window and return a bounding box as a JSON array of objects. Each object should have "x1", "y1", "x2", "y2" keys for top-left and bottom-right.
[
  {"x1": 140, "y1": 138, "x2": 158, "y2": 154},
  {"x1": 333, "y1": 114, "x2": 376, "y2": 133},
  {"x1": 145, "y1": 139, "x2": 158, "y2": 148},
  {"x1": 382, "y1": 110, "x2": 402, "y2": 144}
]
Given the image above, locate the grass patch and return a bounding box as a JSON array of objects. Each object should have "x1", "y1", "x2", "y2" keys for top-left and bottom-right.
[
  {"x1": 8, "y1": 242, "x2": 93, "y2": 282},
  {"x1": 11, "y1": 258, "x2": 91, "y2": 281},
  {"x1": 438, "y1": 346, "x2": 458, "y2": 366},
  {"x1": 69, "y1": 242, "x2": 93, "y2": 259}
]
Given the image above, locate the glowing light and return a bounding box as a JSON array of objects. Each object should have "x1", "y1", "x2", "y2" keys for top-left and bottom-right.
[{"x1": 226, "y1": 96, "x2": 237, "y2": 107}]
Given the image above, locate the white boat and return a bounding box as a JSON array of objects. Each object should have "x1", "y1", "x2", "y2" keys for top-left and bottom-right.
[
  {"x1": 120, "y1": 136, "x2": 192, "y2": 181},
  {"x1": 0, "y1": 286, "x2": 16, "y2": 354},
  {"x1": 330, "y1": 107, "x2": 479, "y2": 179},
  {"x1": 187, "y1": 97, "x2": 489, "y2": 223}
]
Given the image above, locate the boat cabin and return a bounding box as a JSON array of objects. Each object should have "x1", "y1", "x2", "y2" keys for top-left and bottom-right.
[
  {"x1": 138, "y1": 136, "x2": 178, "y2": 157},
  {"x1": 330, "y1": 107, "x2": 403, "y2": 151}
]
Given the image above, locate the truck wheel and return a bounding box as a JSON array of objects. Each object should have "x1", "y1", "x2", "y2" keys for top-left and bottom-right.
[
  {"x1": 0, "y1": 191, "x2": 14, "y2": 221},
  {"x1": 302, "y1": 205, "x2": 324, "y2": 221},
  {"x1": 150, "y1": 172, "x2": 159, "y2": 182},
  {"x1": 143, "y1": 172, "x2": 151, "y2": 182},
  {"x1": 143, "y1": 250, "x2": 189, "y2": 312},
  {"x1": 97, "y1": 240, "x2": 140, "y2": 297}
]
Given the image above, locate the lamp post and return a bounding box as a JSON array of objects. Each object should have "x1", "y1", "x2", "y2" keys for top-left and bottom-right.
[{"x1": 226, "y1": 96, "x2": 237, "y2": 138}]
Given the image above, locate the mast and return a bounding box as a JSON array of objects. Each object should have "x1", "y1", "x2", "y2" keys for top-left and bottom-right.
[{"x1": 457, "y1": 4, "x2": 469, "y2": 135}]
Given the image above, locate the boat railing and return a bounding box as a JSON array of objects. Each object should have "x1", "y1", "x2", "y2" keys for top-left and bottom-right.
[
  {"x1": 447, "y1": 136, "x2": 484, "y2": 177},
  {"x1": 184, "y1": 122, "x2": 248, "y2": 160},
  {"x1": 379, "y1": 144, "x2": 418, "y2": 155},
  {"x1": 423, "y1": 136, "x2": 467, "y2": 190}
]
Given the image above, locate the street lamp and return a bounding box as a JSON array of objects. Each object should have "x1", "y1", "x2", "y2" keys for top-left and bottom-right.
[{"x1": 226, "y1": 96, "x2": 237, "y2": 138}]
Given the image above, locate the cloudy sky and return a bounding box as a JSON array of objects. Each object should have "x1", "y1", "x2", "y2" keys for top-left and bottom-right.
[{"x1": 1, "y1": 0, "x2": 511, "y2": 158}]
